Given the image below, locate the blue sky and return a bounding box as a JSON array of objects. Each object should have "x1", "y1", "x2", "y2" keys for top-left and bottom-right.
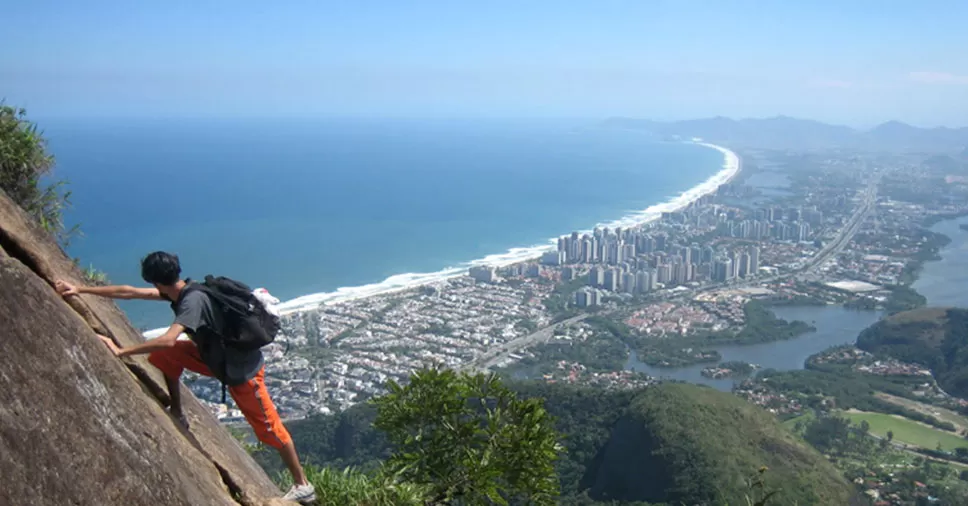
[{"x1": 3, "y1": 1, "x2": 967, "y2": 127}]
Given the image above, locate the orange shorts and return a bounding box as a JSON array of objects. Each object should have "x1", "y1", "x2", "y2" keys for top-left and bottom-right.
[{"x1": 148, "y1": 341, "x2": 292, "y2": 449}]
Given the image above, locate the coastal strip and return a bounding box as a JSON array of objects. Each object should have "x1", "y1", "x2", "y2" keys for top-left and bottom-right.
[
  {"x1": 274, "y1": 142, "x2": 740, "y2": 315},
  {"x1": 144, "y1": 141, "x2": 740, "y2": 336}
]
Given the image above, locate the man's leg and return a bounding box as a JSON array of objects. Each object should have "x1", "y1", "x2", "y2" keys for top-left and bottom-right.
[
  {"x1": 229, "y1": 368, "x2": 310, "y2": 487},
  {"x1": 148, "y1": 341, "x2": 215, "y2": 429},
  {"x1": 162, "y1": 374, "x2": 189, "y2": 429},
  {"x1": 278, "y1": 441, "x2": 309, "y2": 486}
]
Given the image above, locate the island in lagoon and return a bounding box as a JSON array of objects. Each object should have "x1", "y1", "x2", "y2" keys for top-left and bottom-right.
[{"x1": 701, "y1": 360, "x2": 760, "y2": 379}]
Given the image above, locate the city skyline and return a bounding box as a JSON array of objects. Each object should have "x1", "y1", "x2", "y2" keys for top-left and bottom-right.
[{"x1": 537, "y1": 201, "x2": 810, "y2": 300}]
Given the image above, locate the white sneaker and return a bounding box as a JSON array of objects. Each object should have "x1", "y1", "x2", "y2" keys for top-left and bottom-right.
[{"x1": 282, "y1": 483, "x2": 316, "y2": 504}]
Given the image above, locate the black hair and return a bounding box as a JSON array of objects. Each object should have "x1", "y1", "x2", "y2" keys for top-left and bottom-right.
[{"x1": 141, "y1": 251, "x2": 182, "y2": 286}]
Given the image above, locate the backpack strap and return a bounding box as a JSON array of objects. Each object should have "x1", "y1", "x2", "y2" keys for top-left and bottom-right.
[
  {"x1": 196, "y1": 277, "x2": 252, "y2": 317},
  {"x1": 169, "y1": 279, "x2": 200, "y2": 313}
]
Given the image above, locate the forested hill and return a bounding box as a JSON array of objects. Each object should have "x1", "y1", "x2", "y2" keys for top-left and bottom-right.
[
  {"x1": 256, "y1": 381, "x2": 857, "y2": 505},
  {"x1": 587, "y1": 383, "x2": 855, "y2": 505},
  {"x1": 857, "y1": 307, "x2": 968, "y2": 398}
]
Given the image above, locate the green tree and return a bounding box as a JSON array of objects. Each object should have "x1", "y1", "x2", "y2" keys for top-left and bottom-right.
[
  {"x1": 0, "y1": 103, "x2": 77, "y2": 246},
  {"x1": 371, "y1": 367, "x2": 561, "y2": 505},
  {"x1": 803, "y1": 414, "x2": 851, "y2": 454}
]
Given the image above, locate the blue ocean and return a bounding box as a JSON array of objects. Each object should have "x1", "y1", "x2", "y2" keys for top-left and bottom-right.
[{"x1": 43, "y1": 118, "x2": 725, "y2": 329}]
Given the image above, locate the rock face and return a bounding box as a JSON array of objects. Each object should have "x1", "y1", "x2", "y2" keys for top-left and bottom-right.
[
  {"x1": 588, "y1": 383, "x2": 858, "y2": 506},
  {"x1": 0, "y1": 191, "x2": 295, "y2": 506}
]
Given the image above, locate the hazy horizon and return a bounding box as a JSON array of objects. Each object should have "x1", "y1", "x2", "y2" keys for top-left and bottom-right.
[
  {"x1": 4, "y1": 1, "x2": 968, "y2": 128},
  {"x1": 27, "y1": 114, "x2": 968, "y2": 133}
]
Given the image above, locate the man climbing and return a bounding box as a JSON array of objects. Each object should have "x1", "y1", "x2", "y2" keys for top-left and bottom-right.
[{"x1": 55, "y1": 251, "x2": 316, "y2": 505}]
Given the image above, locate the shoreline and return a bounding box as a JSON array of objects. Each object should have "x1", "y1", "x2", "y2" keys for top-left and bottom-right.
[
  {"x1": 903, "y1": 214, "x2": 968, "y2": 306},
  {"x1": 144, "y1": 141, "x2": 741, "y2": 336},
  {"x1": 275, "y1": 141, "x2": 740, "y2": 315}
]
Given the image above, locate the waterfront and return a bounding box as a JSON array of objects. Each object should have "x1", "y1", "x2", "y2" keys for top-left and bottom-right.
[
  {"x1": 614, "y1": 158, "x2": 882, "y2": 391},
  {"x1": 623, "y1": 215, "x2": 968, "y2": 392},
  {"x1": 171, "y1": 144, "x2": 968, "y2": 417},
  {"x1": 54, "y1": 120, "x2": 725, "y2": 329},
  {"x1": 624, "y1": 305, "x2": 885, "y2": 391},
  {"x1": 912, "y1": 216, "x2": 968, "y2": 308}
]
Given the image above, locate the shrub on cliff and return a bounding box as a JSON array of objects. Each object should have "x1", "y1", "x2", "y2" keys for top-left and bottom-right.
[
  {"x1": 0, "y1": 103, "x2": 76, "y2": 246},
  {"x1": 372, "y1": 367, "x2": 562, "y2": 505}
]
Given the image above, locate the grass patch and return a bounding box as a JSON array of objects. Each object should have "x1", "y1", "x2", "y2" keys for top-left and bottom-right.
[
  {"x1": 874, "y1": 392, "x2": 968, "y2": 431},
  {"x1": 276, "y1": 464, "x2": 427, "y2": 506},
  {"x1": 781, "y1": 412, "x2": 815, "y2": 431},
  {"x1": 843, "y1": 411, "x2": 968, "y2": 452}
]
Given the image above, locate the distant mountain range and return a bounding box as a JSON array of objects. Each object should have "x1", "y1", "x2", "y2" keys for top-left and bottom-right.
[{"x1": 603, "y1": 115, "x2": 968, "y2": 152}]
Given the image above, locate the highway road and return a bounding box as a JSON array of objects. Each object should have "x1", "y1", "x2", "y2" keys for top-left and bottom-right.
[
  {"x1": 460, "y1": 315, "x2": 588, "y2": 373},
  {"x1": 699, "y1": 173, "x2": 880, "y2": 292},
  {"x1": 797, "y1": 174, "x2": 879, "y2": 277}
]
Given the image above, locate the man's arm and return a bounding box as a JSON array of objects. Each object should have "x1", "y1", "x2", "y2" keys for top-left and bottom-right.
[
  {"x1": 99, "y1": 323, "x2": 186, "y2": 358},
  {"x1": 56, "y1": 280, "x2": 162, "y2": 300}
]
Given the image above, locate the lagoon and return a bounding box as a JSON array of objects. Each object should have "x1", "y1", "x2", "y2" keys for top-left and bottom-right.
[{"x1": 624, "y1": 214, "x2": 968, "y2": 391}]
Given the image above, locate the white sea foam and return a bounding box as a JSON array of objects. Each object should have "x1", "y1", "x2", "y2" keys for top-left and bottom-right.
[{"x1": 144, "y1": 141, "x2": 740, "y2": 335}]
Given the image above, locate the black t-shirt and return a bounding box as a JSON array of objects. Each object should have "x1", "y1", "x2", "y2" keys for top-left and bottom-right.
[{"x1": 172, "y1": 287, "x2": 264, "y2": 385}]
